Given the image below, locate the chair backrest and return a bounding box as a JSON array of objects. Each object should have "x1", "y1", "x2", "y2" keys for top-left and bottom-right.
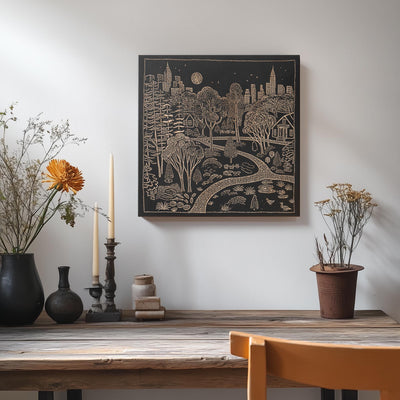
[{"x1": 230, "y1": 331, "x2": 400, "y2": 400}]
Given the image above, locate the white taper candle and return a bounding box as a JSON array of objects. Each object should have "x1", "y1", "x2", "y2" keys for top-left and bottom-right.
[
  {"x1": 108, "y1": 154, "x2": 115, "y2": 239},
  {"x1": 92, "y1": 202, "x2": 99, "y2": 284}
]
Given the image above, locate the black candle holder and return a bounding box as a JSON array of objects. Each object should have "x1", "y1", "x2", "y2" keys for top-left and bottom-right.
[
  {"x1": 85, "y1": 238, "x2": 121, "y2": 323},
  {"x1": 85, "y1": 283, "x2": 103, "y2": 314}
]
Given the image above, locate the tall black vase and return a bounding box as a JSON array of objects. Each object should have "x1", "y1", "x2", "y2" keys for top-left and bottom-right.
[
  {"x1": 45, "y1": 266, "x2": 83, "y2": 324},
  {"x1": 0, "y1": 253, "x2": 44, "y2": 325}
]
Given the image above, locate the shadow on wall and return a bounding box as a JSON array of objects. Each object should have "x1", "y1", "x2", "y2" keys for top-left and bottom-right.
[
  {"x1": 299, "y1": 64, "x2": 311, "y2": 227},
  {"x1": 364, "y1": 204, "x2": 400, "y2": 322},
  {"x1": 133, "y1": 221, "x2": 194, "y2": 309}
]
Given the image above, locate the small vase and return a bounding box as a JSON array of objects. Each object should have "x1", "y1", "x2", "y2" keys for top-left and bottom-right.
[
  {"x1": 0, "y1": 253, "x2": 44, "y2": 325},
  {"x1": 45, "y1": 266, "x2": 83, "y2": 324},
  {"x1": 310, "y1": 264, "x2": 364, "y2": 319}
]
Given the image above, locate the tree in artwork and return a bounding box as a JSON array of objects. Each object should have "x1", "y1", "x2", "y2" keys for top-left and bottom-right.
[
  {"x1": 250, "y1": 194, "x2": 259, "y2": 211},
  {"x1": 143, "y1": 76, "x2": 170, "y2": 179},
  {"x1": 193, "y1": 168, "x2": 202, "y2": 186},
  {"x1": 164, "y1": 162, "x2": 174, "y2": 184},
  {"x1": 243, "y1": 110, "x2": 269, "y2": 155},
  {"x1": 197, "y1": 86, "x2": 227, "y2": 151},
  {"x1": 162, "y1": 134, "x2": 204, "y2": 193},
  {"x1": 273, "y1": 151, "x2": 282, "y2": 169},
  {"x1": 224, "y1": 137, "x2": 238, "y2": 164},
  {"x1": 226, "y1": 83, "x2": 245, "y2": 143}
]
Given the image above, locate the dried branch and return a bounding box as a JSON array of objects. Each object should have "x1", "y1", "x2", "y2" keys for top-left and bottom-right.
[
  {"x1": 0, "y1": 104, "x2": 86, "y2": 254},
  {"x1": 314, "y1": 183, "x2": 377, "y2": 268}
]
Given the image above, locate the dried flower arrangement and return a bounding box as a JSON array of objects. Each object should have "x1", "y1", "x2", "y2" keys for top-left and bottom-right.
[
  {"x1": 0, "y1": 105, "x2": 86, "y2": 254},
  {"x1": 314, "y1": 183, "x2": 377, "y2": 270}
]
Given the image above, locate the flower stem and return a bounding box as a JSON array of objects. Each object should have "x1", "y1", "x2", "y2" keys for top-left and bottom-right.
[{"x1": 21, "y1": 188, "x2": 60, "y2": 253}]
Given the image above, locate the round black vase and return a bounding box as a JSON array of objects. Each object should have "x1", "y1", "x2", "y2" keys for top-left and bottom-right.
[
  {"x1": 45, "y1": 266, "x2": 83, "y2": 324},
  {"x1": 0, "y1": 253, "x2": 44, "y2": 325}
]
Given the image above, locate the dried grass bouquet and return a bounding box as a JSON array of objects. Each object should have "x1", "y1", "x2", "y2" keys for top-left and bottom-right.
[
  {"x1": 0, "y1": 105, "x2": 86, "y2": 254},
  {"x1": 314, "y1": 183, "x2": 377, "y2": 270}
]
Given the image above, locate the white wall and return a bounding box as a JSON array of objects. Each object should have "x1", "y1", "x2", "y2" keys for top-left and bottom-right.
[{"x1": 1, "y1": 0, "x2": 400, "y2": 399}]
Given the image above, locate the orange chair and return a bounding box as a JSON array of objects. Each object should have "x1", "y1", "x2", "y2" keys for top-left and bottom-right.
[{"x1": 230, "y1": 331, "x2": 400, "y2": 400}]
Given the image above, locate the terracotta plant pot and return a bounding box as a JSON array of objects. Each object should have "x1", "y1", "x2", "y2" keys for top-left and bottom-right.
[{"x1": 310, "y1": 264, "x2": 364, "y2": 319}]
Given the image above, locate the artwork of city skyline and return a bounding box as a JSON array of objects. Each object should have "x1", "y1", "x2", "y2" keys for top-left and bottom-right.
[{"x1": 139, "y1": 55, "x2": 300, "y2": 216}]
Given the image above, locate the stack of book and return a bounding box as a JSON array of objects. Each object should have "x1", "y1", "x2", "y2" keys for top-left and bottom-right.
[{"x1": 134, "y1": 296, "x2": 165, "y2": 320}]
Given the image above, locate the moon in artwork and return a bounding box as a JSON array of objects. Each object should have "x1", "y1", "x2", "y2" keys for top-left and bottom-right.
[{"x1": 191, "y1": 72, "x2": 203, "y2": 85}]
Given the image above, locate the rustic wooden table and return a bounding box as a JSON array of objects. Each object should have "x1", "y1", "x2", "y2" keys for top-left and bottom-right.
[{"x1": 0, "y1": 310, "x2": 399, "y2": 400}]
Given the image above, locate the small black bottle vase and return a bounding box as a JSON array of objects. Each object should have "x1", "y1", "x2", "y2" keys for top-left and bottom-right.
[{"x1": 45, "y1": 266, "x2": 83, "y2": 324}]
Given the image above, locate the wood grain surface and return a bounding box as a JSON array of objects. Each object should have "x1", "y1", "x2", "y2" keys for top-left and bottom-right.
[{"x1": 0, "y1": 310, "x2": 398, "y2": 391}]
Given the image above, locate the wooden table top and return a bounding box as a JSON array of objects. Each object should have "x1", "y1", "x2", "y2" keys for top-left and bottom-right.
[{"x1": 0, "y1": 310, "x2": 399, "y2": 391}]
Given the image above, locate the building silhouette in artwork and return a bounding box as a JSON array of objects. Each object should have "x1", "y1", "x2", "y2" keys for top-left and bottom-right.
[
  {"x1": 147, "y1": 63, "x2": 294, "y2": 104},
  {"x1": 243, "y1": 66, "x2": 294, "y2": 105},
  {"x1": 257, "y1": 84, "x2": 265, "y2": 101},
  {"x1": 271, "y1": 116, "x2": 295, "y2": 141},
  {"x1": 244, "y1": 88, "x2": 251, "y2": 104},
  {"x1": 145, "y1": 63, "x2": 194, "y2": 94},
  {"x1": 265, "y1": 66, "x2": 276, "y2": 95},
  {"x1": 162, "y1": 62, "x2": 172, "y2": 92},
  {"x1": 170, "y1": 76, "x2": 186, "y2": 96}
]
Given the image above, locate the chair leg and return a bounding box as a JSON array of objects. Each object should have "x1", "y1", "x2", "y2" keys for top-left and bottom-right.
[
  {"x1": 38, "y1": 392, "x2": 54, "y2": 400},
  {"x1": 321, "y1": 388, "x2": 335, "y2": 400},
  {"x1": 342, "y1": 390, "x2": 358, "y2": 400},
  {"x1": 67, "y1": 389, "x2": 83, "y2": 400}
]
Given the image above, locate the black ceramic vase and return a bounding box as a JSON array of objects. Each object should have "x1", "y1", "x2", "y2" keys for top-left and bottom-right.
[
  {"x1": 45, "y1": 266, "x2": 83, "y2": 324},
  {"x1": 0, "y1": 253, "x2": 44, "y2": 325}
]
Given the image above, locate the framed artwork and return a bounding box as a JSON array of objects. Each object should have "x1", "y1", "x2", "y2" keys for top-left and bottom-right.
[{"x1": 139, "y1": 55, "x2": 300, "y2": 216}]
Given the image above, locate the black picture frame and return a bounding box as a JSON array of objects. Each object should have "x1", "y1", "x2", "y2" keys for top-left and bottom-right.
[{"x1": 139, "y1": 55, "x2": 300, "y2": 217}]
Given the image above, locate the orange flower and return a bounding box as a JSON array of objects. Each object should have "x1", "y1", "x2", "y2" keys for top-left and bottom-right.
[{"x1": 43, "y1": 159, "x2": 84, "y2": 194}]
